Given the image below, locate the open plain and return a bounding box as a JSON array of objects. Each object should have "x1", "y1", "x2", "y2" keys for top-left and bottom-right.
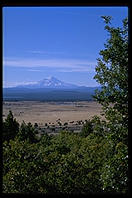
[{"x1": 3, "y1": 101, "x2": 103, "y2": 126}]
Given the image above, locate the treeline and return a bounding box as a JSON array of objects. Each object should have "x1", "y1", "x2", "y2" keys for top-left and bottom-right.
[
  {"x1": 2, "y1": 16, "x2": 128, "y2": 194},
  {"x1": 3, "y1": 88, "x2": 95, "y2": 102}
]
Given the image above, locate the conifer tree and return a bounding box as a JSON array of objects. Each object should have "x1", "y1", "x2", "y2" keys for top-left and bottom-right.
[{"x1": 3, "y1": 110, "x2": 19, "y2": 142}]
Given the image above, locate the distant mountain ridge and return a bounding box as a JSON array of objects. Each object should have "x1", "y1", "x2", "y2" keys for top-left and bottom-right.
[
  {"x1": 16, "y1": 76, "x2": 79, "y2": 89},
  {"x1": 3, "y1": 77, "x2": 101, "y2": 101}
]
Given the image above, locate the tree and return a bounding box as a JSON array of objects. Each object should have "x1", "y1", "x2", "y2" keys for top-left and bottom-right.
[
  {"x1": 100, "y1": 142, "x2": 128, "y2": 193},
  {"x1": 18, "y1": 121, "x2": 37, "y2": 143},
  {"x1": 3, "y1": 138, "x2": 50, "y2": 193},
  {"x1": 34, "y1": 123, "x2": 38, "y2": 128},
  {"x1": 94, "y1": 16, "x2": 128, "y2": 145},
  {"x1": 3, "y1": 111, "x2": 19, "y2": 142},
  {"x1": 80, "y1": 119, "x2": 93, "y2": 137},
  {"x1": 93, "y1": 16, "x2": 128, "y2": 193}
]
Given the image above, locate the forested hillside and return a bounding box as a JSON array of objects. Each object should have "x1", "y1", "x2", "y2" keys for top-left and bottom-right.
[{"x1": 3, "y1": 87, "x2": 99, "y2": 101}]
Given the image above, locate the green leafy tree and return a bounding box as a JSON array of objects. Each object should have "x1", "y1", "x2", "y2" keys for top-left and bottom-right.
[
  {"x1": 3, "y1": 111, "x2": 19, "y2": 142},
  {"x1": 3, "y1": 138, "x2": 50, "y2": 193},
  {"x1": 2, "y1": 128, "x2": 112, "y2": 194},
  {"x1": 100, "y1": 142, "x2": 128, "y2": 193},
  {"x1": 94, "y1": 16, "x2": 128, "y2": 144},
  {"x1": 80, "y1": 116, "x2": 107, "y2": 138},
  {"x1": 94, "y1": 16, "x2": 128, "y2": 193}
]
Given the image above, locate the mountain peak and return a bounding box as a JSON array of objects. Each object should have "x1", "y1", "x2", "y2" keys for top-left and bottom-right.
[
  {"x1": 46, "y1": 76, "x2": 56, "y2": 80},
  {"x1": 16, "y1": 77, "x2": 79, "y2": 89},
  {"x1": 40, "y1": 76, "x2": 60, "y2": 83}
]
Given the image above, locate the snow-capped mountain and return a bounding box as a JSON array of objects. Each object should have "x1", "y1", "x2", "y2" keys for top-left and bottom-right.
[{"x1": 16, "y1": 77, "x2": 79, "y2": 89}]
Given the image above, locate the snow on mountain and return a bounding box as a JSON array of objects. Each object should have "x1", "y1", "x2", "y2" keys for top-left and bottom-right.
[{"x1": 16, "y1": 77, "x2": 79, "y2": 89}]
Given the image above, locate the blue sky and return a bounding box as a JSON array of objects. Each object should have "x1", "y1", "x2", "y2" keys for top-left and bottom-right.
[{"x1": 3, "y1": 6, "x2": 128, "y2": 87}]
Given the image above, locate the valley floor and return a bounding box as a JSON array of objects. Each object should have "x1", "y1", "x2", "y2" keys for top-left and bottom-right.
[{"x1": 3, "y1": 101, "x2": 103, "y2": 126}]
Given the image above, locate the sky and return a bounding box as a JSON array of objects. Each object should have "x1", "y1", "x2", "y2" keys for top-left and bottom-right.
[{"x1": 3, "y1": 6, "x2": 128, "y2": 87}]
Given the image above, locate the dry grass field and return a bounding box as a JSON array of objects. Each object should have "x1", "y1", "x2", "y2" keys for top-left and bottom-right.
[{"x1": 3, "y1": 101, "x2": 103, "y2": 126}]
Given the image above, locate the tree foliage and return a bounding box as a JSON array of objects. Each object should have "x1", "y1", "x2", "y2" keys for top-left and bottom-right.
[
  {"x1": 3, "y1": 131, "x2": 111, "y2": 193},
  {"x1": 93, "y1": 16, "x2": 128, "y2": 192},
  {"x1": 94, "y1": 16, "x2": 128, "y2": 145},
  {"x1": 3, "y1": 110, "x2": 19, "y2": 142},
  {"x1": 18, "y1": 121, "x2": 38, "y2": 143}
]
